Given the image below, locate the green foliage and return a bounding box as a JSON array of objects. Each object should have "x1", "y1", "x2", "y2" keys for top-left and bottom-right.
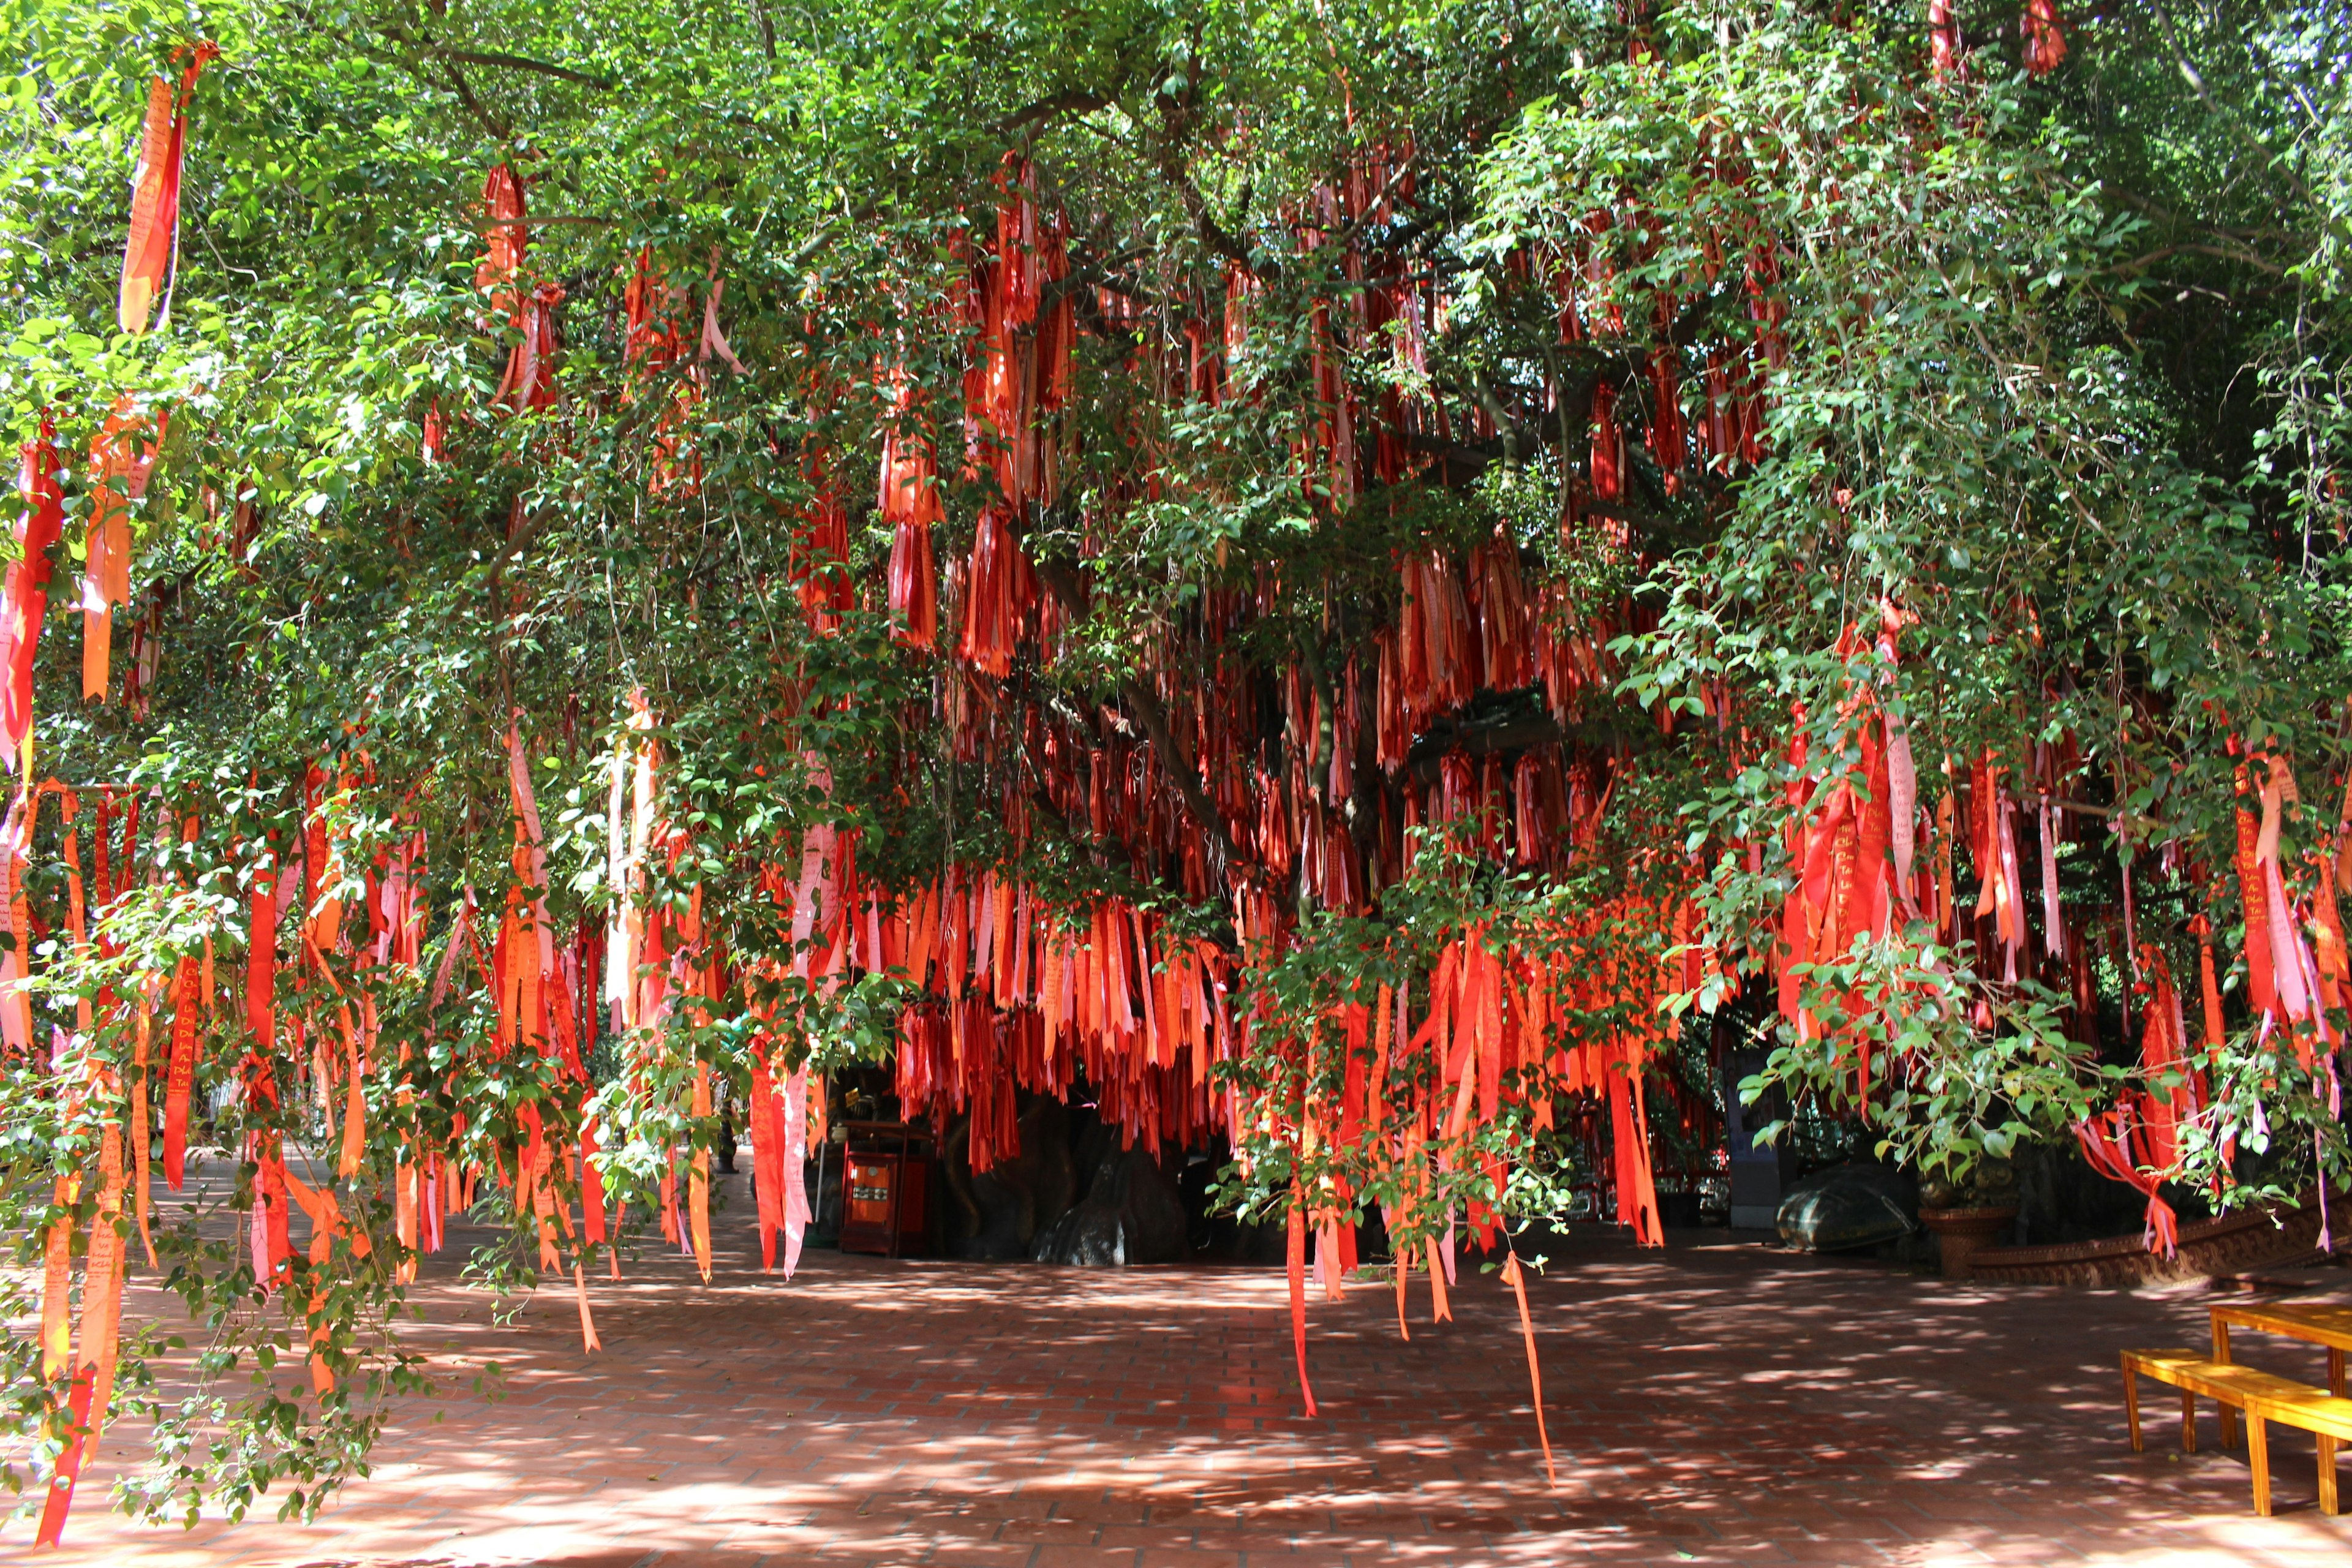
[{"x1": 0, "y1": 0, "x2": 2339, "y2": 1528}]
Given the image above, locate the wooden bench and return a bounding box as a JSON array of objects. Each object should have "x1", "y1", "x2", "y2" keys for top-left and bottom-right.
[
  {"x1": 2122, "y1": 1348, "x2": 2352, "y2": 1515},
  {"x1": 2212, "y1": 1300, "x2": 2352, "y2": 1451}
]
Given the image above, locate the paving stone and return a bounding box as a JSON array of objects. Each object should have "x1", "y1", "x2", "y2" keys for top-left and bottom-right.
[{"x1": 17, "y1": 1210, "x2": 2352, "y2": 1566}]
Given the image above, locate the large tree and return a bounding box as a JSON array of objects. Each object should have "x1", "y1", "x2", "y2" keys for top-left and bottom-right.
[{"x1": 0, "y1": 0, "x2": 2343, "y2": 1534}]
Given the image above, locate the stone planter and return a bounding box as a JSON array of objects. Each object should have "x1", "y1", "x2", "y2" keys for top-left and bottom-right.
[
  {"x1": 1968, "y1": 1193, "x2": 2328, "y2": 1289},
  {"x1": 1919, "y1": 1205, "x2": 2020, "y2": 1281}
]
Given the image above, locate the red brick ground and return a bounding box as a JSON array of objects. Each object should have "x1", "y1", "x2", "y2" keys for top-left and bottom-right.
[{"x1": 18, "y1": 1172, "x2": 2352, "y2": 1566}]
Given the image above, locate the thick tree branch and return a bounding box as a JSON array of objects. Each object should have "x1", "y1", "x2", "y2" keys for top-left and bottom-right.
[
  {"x1": 1168, "y1": 168, "x2": 1254, "y2": 272},
  {"x1": 1407, "y1": 710, "x2": 1564, "y2": 784},
  {"x1": 997, "y1": 89, "x2": 1112, "y2": 138},
  {"x1": 435, "y1": 49, "x2": 616, "y2": 89},
  {"x1": 2116, "y1": 242, "x2": 2285, "y2": 278},
  {"x1": 2105, "y1": 184, "x2": 2300, "y2": 248},
  {"x1": 1121, "y1": 676, "x2": 1242, "y2": 886},
  {"x1": 1333, "y1": 149, "x2": 1423, "y2": 247},
  {"x1": 1149, "y1": 47, "x2": 1261, "y2": 276},
  {"x1": 745, "y1": 0, "x2": 777, "y2": 60},
  {"x1": 1019, "y1": 718, "x2": 1136, "y2": 873},
  {"x1": 783, "y1": 202, "x2": 880, "y2": 270},
  {"x1": 436, "y1": 58, "x2": 511, "y2": 144},
  {"x1": 1467, "y1": 368, "x2": 1534, "y2": 467},
  {"x1": 1033, "y1": 560, "x2": 1247, "y2": 886}
]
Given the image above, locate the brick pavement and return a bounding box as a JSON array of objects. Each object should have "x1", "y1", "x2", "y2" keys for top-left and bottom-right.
[{"x1": 15, "y1": 1172, "x2": 2352, "y2": 1567}]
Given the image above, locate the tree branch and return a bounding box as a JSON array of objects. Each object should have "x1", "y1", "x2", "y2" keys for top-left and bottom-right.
[
  {"x1": 1121, "y1": 674, "x2": 1242, "y2": 886},
  {"x1": 1166, "y1": 163, "x2": 1254, "y2": 272},
  {"x1": 1033, "y1": 560, "x2": 1248, "y2": 887},
  {"x1": 2114, "y1": 242, "x2": 2285, "y2": 278},
  {"x1": 1407, "y1": 710, "x2": 1564, "y2": 784},
  {"x1": 1150, "y1": 51, "x2": 1259, "y2": 276},
  {"x1": 434, "y1": 48, "x2": 616, "y2": 89},
  {"x1": 1019, "y1": 719, "x2": 1136, "y2": 874},
  {"x1": 1467, "y1": 367, "x2": 1534, "y2": 467},
  {"x1": 437, "y1": 58, "x2": 511, "y2": 145},
  {"x1": 745, "y1": 0, "x2": 777, "y2": 61},
  {"x1": 1333, "y1": 148, "x2": 1423, "y2": 247},
  {"x1": 996, "y1": 89, "x2": 1112, "y2": 138}
]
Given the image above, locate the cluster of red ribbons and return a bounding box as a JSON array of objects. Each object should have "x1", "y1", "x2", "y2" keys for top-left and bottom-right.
[
  {"x1": 481, "y1": 165, "x2": 560, "y2": 416},
  {"x1": 1923, "y1": 0, "x2": 2068, "y2": 81},
  {"x1": 13, "y1": 67, "x2": 239, "y2": 1515},
  {"x1": 117, "y1": 43, "x2": 218, "y2": 336},
  {"x1": 29, "y1": 786, "x2": 156, "y2": 1546},
  {"x1": 17, "y1": 18, "x2": 2127, "y2": 1532}
]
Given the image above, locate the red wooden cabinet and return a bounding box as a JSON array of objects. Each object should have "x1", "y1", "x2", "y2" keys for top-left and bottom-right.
[{"x1": 837, "y1": 1122, "x2": 933, "y2": 1257}]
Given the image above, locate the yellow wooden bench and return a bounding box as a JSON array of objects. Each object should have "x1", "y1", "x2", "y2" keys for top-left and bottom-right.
[
  {"x1": 2212, "y1": 1300, "x2": 2352, "y2": 1451},
  {"x1": 2122, "y1": 1348, "x2": 2352, "y2": 1516}
]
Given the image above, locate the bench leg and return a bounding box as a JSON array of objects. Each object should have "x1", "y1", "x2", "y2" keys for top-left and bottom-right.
[
  {"x1": 2123, "y1": 1357, "x2": 2144, "y2": 1453},
  {"x1": 2250, "y1": 1415, "x2": 2273, "y2": 1517},
  {"x1": 2322, "y1": 1433, "x2": 2340, "y2": 1518},
  {"x1": 2181, "y1": 1390, "x2": 2196, "y2": 1453},
  {"x1": 2215, "y1": 1323, "x2": 2239, "y2": 1450}
]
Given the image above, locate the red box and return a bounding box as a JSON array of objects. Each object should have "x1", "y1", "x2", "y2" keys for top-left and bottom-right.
[{"x1": 839, "y1": 1149, "x2": 928, "y2": 1256}]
